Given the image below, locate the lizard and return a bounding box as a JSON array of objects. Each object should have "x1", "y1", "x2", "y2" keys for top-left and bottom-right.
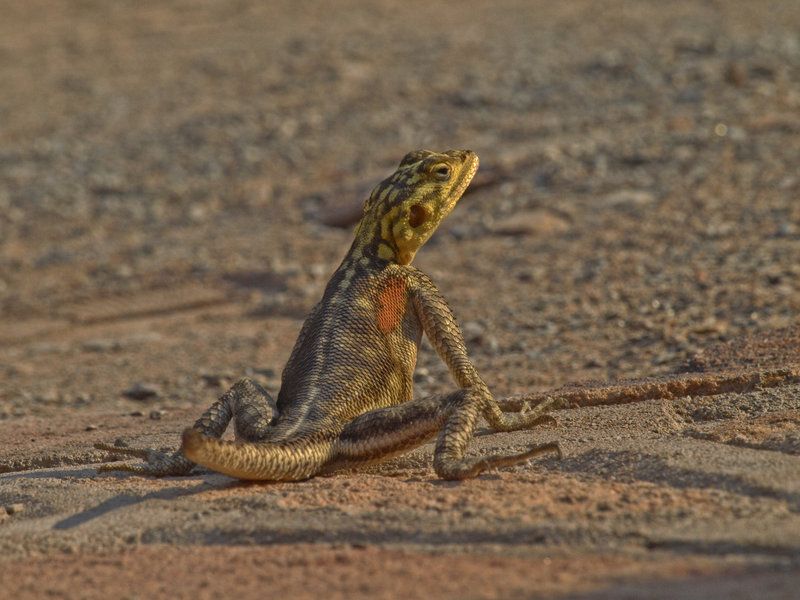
[{"x1": 95, "y1": 149, "x2": 561, "y2": 481}]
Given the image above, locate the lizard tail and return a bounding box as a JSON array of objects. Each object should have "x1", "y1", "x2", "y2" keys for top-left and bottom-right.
[{"x1": 181, "y1": 428, "x2": 320, "y2": 481}]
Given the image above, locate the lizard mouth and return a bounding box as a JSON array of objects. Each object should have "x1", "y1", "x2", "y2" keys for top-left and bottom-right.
[{"x1": 449, "y1": 151, "x2": 479, "y2": 209}]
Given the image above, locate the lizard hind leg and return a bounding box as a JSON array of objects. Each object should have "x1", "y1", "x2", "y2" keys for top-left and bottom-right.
[
  {"x1": 322, "y1": 391, "x2": 469, "y2": 474},
  {"x1": 94, "y1": 378, "x2": 279, "y2": 477},
  {"x1": 94, "y1": 443, "x2": 194, "y2": 476}
]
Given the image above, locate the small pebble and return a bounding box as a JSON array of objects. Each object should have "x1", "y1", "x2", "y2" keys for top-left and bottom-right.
[
  {"x1": 5, "y1": 503, "x2": 24, "y2": 515},
  {"x1": 200, "y1": 374, "x2": 227, "y2": 387},
  {"x1": 81, "y1": 339, "x2": 121, "y2": 353}
]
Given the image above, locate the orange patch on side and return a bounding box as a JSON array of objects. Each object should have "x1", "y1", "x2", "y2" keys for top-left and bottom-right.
[{"x1": 375, "y1": 276, "x2": 407, "y2": 334}]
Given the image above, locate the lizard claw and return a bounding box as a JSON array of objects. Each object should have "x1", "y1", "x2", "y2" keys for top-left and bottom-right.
[{"x1": 94, "y1": 442, "x2": 195, "y2": 476}]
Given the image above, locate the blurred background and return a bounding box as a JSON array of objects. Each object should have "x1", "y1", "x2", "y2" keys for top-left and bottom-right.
[{"x1": 1, "y1": 0, "x2": 799, "y2": 417}]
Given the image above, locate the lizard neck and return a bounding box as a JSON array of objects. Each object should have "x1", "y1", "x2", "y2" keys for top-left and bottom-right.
[
  {"x1": 332, "y1": 242, "x2": 394, "y2": 286},
  {"x1": 348, "y1": 210, "x2": 403, "y2": 264}
]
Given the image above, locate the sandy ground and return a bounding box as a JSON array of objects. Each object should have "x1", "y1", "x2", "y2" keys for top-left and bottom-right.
[{"x1": 1, "y1": 1, "x2": 800, "y2": 598}]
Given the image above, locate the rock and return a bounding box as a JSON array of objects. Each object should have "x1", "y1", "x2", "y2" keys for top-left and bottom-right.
[
  {"x1": 200, "y1": 373, "x2": 229, "y2": 388},
  {"x1": 724, "y1": 61, "x2": 747, "y2": 87},
  {"x1": 81, "y1": 339, "x2": 122, "y2": 353},
  {"x1": 122, "y1": 383, "x2": 161, "y2": 401},
  {"x1": 600, "y1": 190, "x2": 655, "y2": 208}
]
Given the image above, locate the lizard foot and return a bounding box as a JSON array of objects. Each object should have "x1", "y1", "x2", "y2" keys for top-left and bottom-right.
[
  {"x1": 94, "y1": 442, "x2": 195, "y2": 476},
  {"x1": 484, "y1": 440, "x2": 562, "y2": 467},
  {"x1": 436, "y1": 441, "x2": 562, "y2": 480}
]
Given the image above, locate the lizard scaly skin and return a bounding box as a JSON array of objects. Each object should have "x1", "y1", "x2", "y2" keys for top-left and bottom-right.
[{"x1": 96, "y1": 149, "x2": 560, "y2": 480}]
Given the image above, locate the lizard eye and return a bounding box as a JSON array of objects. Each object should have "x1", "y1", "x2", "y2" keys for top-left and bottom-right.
[
  {"x1": 408, "y1": 204, "x2": 427, "y2": 227},
  {"x1": 433, "y1": 164, "x2": 451, "y2": 180}
]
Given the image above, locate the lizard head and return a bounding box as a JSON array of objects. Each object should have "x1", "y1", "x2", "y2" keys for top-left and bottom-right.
[{"x1": 356, "y1": 149, "x2": 479, "y2": 265}]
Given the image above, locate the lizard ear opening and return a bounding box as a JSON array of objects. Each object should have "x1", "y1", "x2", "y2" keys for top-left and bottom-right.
[
  {"x1": 408, "y1": 204, "x2": 427, "y2": 228},
  {"x1": 433, "y1": 164, "x2": 451, "y2": 180}
]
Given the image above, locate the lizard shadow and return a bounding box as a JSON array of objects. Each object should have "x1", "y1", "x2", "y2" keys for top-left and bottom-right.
[
  {"x1": 555, "y1": 447, "x2": 800, "y2": 511},
  {"x1": 51, "y1": 472, "x2": 246, "y2": 531}
]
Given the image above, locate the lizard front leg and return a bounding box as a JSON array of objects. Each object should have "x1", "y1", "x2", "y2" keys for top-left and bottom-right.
[
  {"x1": 95, "y1": 378, "x2": 278, "y2": 476},
  {"x1": 409, "y1": 269, "x2": 560, "y2": 479},
  {"x1": 432, "y1": 390, "x2": 560, "y2": 480}
]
